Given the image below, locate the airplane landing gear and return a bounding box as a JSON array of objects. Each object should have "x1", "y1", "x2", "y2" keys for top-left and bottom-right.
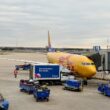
[{"x1": 83, "y1": 79, "x2": 88, "y2": 85}]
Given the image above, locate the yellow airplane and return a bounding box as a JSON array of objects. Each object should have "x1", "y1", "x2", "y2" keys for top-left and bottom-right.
[{"x1": 47, "y1": 31, "x2": 96, "y2": 80}]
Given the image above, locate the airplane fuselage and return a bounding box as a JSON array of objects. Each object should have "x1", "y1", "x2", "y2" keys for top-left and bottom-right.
[{"x1": 47, "y1": 52, "x2": 96, "y2": 78}]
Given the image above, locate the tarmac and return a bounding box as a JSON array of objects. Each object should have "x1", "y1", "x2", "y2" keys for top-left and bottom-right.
[{"x1": 0, "y1": 52, "x2": 110, "y2": 110}]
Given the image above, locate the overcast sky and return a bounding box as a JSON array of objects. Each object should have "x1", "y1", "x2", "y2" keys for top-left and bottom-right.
[{"x1": 0, "y1": 0, "x2": 110, "y2": 48}]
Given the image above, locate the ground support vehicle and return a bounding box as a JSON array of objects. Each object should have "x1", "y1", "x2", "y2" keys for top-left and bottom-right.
[
  {"x1": 19, "y1": 80, "x2": 34, "y2": 94},
  {"x1": 63, "y1": 79, "x2": 83, "y2": 91},
  {"x1": 33, "y1": 64, "x2": 61, "y2": 85},
  {"x1": 0, "y1": 94, "x2": 9, "y2": 110},
  {"x1": 15, "y1": 64, "x2": 31, "y2": 70},
  {"x1": 33, "y1": 87, "x2": 50, "y2": 102},
  {"x1": 98, "y1": 83, "x2": 110, "y2": 96}
]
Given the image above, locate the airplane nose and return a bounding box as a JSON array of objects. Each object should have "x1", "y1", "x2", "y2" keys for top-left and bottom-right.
[
  {"x1": 88, "y1": 66, "x2": 96, "y2": 77},
  {"x1": 79, "y1": 66, "x2": 97, "y2": 78}
]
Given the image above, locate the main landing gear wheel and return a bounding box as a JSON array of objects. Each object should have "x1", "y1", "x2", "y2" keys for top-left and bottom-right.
[{"x1": 83, "y1": 79, "x2": 88, "y2": 85}]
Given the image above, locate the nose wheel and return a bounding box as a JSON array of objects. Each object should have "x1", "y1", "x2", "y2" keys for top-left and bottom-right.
[{"x1": 83, "y1": 79, "x2": 88, "y2": 85}]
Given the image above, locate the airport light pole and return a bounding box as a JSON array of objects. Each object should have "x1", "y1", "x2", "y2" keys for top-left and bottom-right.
[{"x1": 107, "y1": 38, "x2": 109, "y2": 52}]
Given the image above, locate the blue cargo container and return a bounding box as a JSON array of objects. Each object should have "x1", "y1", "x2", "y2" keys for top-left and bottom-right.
[
  {"x1": 0, "y1": 94, "x2": 9, "y2": 110},
  {"x1": 33, "y1": 64, "x2": 61, "y2": 85},
  {"x1": 0, "y1": 100, "x2": 9, "y2": 110},
  {"x1": 33, "y1": 89, "x2": 50, "y2": 102},
  {"x1": 63, "y1": 79, "x2": 83, "y2": 91},
  {"x1": 98, "y1": 83, "x2": 110, "y2": 96}
]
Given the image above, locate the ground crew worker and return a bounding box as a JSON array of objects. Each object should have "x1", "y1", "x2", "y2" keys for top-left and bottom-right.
[
  {"x1": 14, "y1": 69, "x2": 18, "y2": 78},
  {"x1": 0, "y1": 93, "x2": 4, "y2": 110}
]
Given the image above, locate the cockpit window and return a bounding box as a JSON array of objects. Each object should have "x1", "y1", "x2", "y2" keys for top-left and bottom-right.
[
  {"x1": 82, "y1": 62, "x2": 95, "y2": 65},
  {"x1": 91, "y1": 63, "x2": 95, "y2": 65}
]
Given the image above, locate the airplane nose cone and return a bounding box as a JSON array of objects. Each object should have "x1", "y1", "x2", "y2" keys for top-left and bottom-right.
[{"x1": 88, "y1": 67, "x2": 96, "y2": 77}]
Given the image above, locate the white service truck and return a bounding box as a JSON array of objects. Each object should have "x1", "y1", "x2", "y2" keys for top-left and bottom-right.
[
  {"x1": 32, "y1": 64, "x2": 74, "y2": 85},
  {"x1": 33, "y1": 64, "x2": 61, "y2": 85}
]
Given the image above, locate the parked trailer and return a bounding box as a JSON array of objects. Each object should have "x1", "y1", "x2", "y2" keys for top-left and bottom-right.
[
  {"x1": 63, "y1": 79, "x2": 83, "y2": 91},
  {"x1": 33, "y1": 64, "x2": 61, "y2": 85},
  {"x1": 98, "y1": 83, "x2": 110, "y2": 96}
]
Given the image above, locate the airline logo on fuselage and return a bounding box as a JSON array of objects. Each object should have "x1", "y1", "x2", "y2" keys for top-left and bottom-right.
[{"x1": 58, "y1": 55, "x2": 75, "y2": 71}]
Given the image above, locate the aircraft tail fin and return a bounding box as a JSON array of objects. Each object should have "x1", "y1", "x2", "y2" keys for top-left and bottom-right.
[
  {"x1": 47, "y1": 31, "x2": 55, "y2": 52},
  {"x1": 48, "y1": 31, "x2": 51, "y2": 49}
]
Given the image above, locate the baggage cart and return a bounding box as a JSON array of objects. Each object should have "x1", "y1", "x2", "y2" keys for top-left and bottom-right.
[
  {"x1": 0, "y1": 94, "x2": 9, "y2": 110},
  {"x1": 33, "y1": 87, "x2": 50, "y2": 102},
  {"x1": 19, "y1": 80, "x2": 34, "y2": 94}
]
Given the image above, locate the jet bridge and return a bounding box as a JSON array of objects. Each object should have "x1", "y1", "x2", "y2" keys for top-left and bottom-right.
[
  {"x1": 88, "y1": 51, "x2": 110, "y2": 72},
  {"x1": 87, "y1": 52, "x2": 101, "y2": 70},
  {"x1": 100, "y1": 51, "x2": 110, "y2": 71}
]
